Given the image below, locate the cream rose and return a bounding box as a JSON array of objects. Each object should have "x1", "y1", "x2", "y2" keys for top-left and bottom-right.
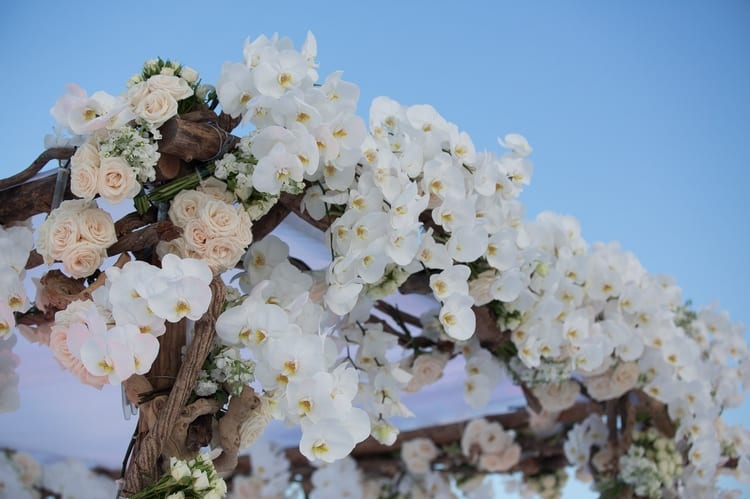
[
  {"x1": 199, "y1": 199, "x2": 244, "y2": 238},
  {"x1": 49, "y1": 326, "x2": 75, "y2": 369},
  {"x1": 11, "y1": 452, "x2": 42, "y2": 487},
  {"x1": 610, "y1": 361, "x2": 638, "y2": 396},
  {"x1": 127, "y1": 81, "x2": 150, "y2": 108},
  {"x1": 182, "y1": 219, "x2": 209, "y2": 254},
  {"x1": 134, "y1": 88, "x2": 178, "y2": 127},
  {"x1": 70, "y1": 141, "x2": 100, "y2": 200},
  {"x1": 169, "y1": 190, "x2": 206, "y2": 227},
  {"x1": 461, "y1": 418, "x2": 487, "y2": 458},
  {"x1": 527, "y1": 408, "x2": 561, "y2": 438},
  {"x1": 478, "y1": 444, "x2": 521, "y2": 472},
  {"x1": 60, "y1": 242, "x2": 104, "y2": 279},
  {"x1": 479, "y1": 422, "x2": 514, "y2": 454},
  {"x1": 98, "y1": 156, "x2": 140, "y2": 204},
  {"x1": 156, "y1": 238, "x2": 187, "y2": 260},
  {"x1": 532, "y1": 380, "x2": 580, "y2": 412},
  {"x1": 78, "y1": 207, "x2": 116, "y2": 249},
  {"x1": 584, "y1": 372, "x2": 616, "y2": 401},
  {"x1": 197, "y1": 177, "x2": 235, "y2": 203},
  {"x1": 147, "y1": 75, "x2": 193, "y2": 100},
  {"x1": 43, "y1": 212, "x2": 80, "y2": 263},
  {"x1": 405, "y1": 353, "x2": 448, "y2": 392},
  {"x1": 204, "y1": 237, "x2": 247, "y2": 273},
  {"x1": 401, "y1": 438, "x2": 438, "y2": 475},
  {"x1": 468, "y1": 270, "x2": 497, "y2": 306}
]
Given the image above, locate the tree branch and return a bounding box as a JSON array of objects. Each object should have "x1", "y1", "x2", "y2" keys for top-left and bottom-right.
[
  {"x1": 123, "y1": 278, "x2": 225, "y2": 495},
  {"x1": 0, "y1": 147, "x2": 75, "y2": 192}
]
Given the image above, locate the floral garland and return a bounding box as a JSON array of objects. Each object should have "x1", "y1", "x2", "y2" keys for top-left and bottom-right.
[{"x1": 0, "y1": 30, "x2": 746, "y2": 498}]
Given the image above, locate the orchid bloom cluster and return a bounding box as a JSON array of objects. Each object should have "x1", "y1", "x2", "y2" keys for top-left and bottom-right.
[
  {"x1": 130, "y1": 452, "x2": 227, "y2": 499},
  {"x1": 47, "y1": 254, "x2": 212, "y2": 387},
  {"x1": 216, "y1": 235, "x2": 370, "y2": 463}
]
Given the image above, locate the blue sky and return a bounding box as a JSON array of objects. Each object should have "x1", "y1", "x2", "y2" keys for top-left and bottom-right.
[{"x1": 1, "y1": 0, "x2": 748, "y2": 495}]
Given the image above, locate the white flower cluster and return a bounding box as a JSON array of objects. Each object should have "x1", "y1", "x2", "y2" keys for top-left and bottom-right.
[
  {"x1": 48, "y1": 254, "x2": 212, "y2": 387},
  {"x1": 195, "y1": 344, "x2": 255, "y2": 397},
  {"x1": 461, "y1": 418, "x2": 521, "y2": 473},
  {"x1": 213, "y1": 139, "x2": 274, "y2": 212},
  {"x1": 563, "y1": 414, "x2": 608, "y2": 471},
  {"x1": 619, "y1": 428, "x2": 683, "y2": 499},
  {"x1": 132, "y1": 452, "x2": 226, "y2": 499},
  {"x1": 216, "y1": 235, "x2": 369, "y2": 463},
  {"x1": 52, "y1": 58, "x2": 198, "y2": 137},
  {"x1": 160, "y1": 189, "x2": 253, "y2": 273},
  {"x1": 50, "y1": 58, "x2": 202, "y2": 210},
  {"x1": 35, "y1": 199, "x2": 117, "y2": 278},
  {"x1": 0, "y1": 223, "x2": 33, "y2": 339},
  {"x1": 338, "y1": 318, "x2": 418, "y2": 445},
  {"x1": 228, "y1": 442, "x2": 290, "y2": 499},
  {"x1": 216, "y1": 33, "x2": 363, "y2": 200},
  {"x1": 320, "y1": 100, "x2": 533, "y2": 331}
]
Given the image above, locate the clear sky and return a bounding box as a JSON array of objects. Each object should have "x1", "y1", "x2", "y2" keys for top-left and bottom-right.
[{"x1": 1, "y1": 0, "x2": 748, "y2": 496}]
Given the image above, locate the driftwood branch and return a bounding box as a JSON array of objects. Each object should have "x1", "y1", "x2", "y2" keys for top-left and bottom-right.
[
  {"x1": 123, "y1": 278, "x2": 226, "y2": 494},
  {"x1": 158, "y1": 117, "x2": 238, "y2": 163},
  {"x1": 0, "y1": 147, "x2": 75, "y2": 192},
  {"x1": 0, "y1": 171, "x2": 72, "y2": 223}
]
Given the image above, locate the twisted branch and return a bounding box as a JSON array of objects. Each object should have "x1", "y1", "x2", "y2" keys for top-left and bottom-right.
[{"x1": 123, "y1": 278, "x2": 226, "y2": 494}]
